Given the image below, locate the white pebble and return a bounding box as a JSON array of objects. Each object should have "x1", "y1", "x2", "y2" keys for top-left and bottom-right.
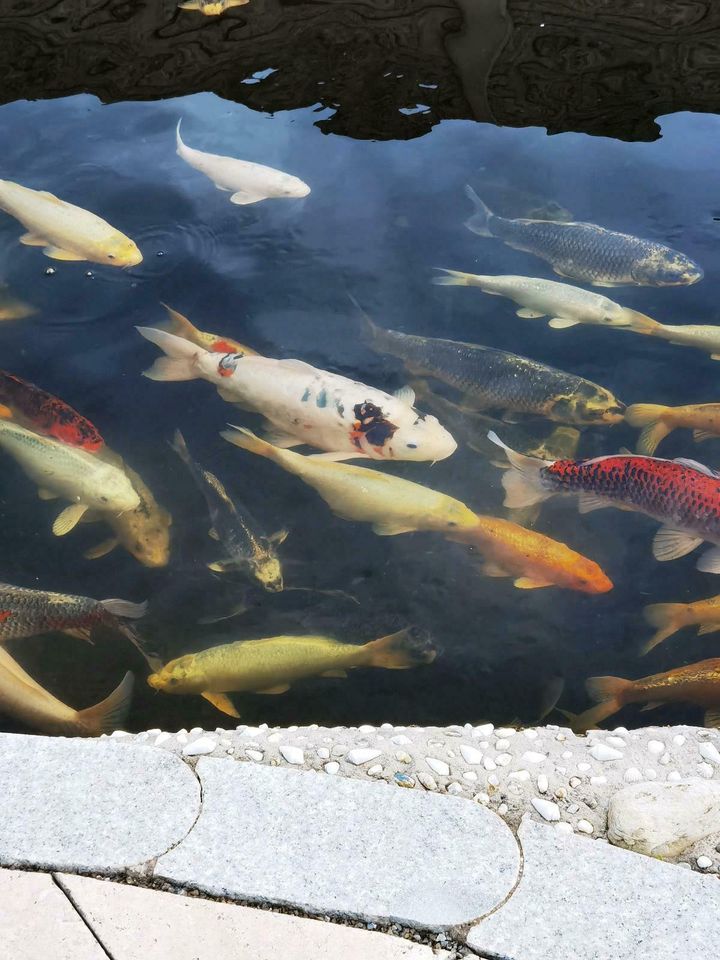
[
  {"x1": 391, "y1": 735, "x2": 412, "y2": 746},
  {"x1": 110, "y1": 731, "x2": 130, "y2": 739},
  {"x1": 555, "y1": 766, "x2": 567, "y2": 775},
  {"x1": 358, "y1": 724, "x2": 375, "y2": 733},
  {"x1": 279, "y1": 745, "x2": 305, "y2": 765},
  {"x1": 324, "y1": 761, "x2": 339, "y2": 775},
  {"x1": 189, "y1": 727, "x2": 203, "y2": 736},
  {"x1": 425, "y1": 757, "x2": 450, "y2": 776},
  {"x1": 624, "y1": 767, "x2": 643, "y2": 783},
  {"x1": 522, "y1": 751, "x2": 546, "y2": 764},
  {"x1": 658, "y1": 754, "x2": 671, "y2": 766},
  {"x1": 347, "y1": 748, "x2": 383, "y2": 766},
  {"x1": 447, "y1": 782, "x2": 464, "y2": 795},
  {"x1": 555, "y1": 733, "x2": 566, "y2": 742},
  {"x1": 698, "y1": 762, "x2": 714, "y2": 779},
  {"x1": 590, "y1": 776, "x2": 607, "y2": 787},
  {"x1": 484, "y1": 757, "x2": 497, "y2": 771},
  {"x1": 648, "y1": 740, "x2": 665, "y2": 756},
  {"x1": 317, "y1": 747, "x2": 330, "y2": 760},
  {"x1": 577, "y1": 762, "x2": 591, "y2": 772},
  {"x1": 460, "y1": 745, "x2": 483, "y2": 765},
  {"x1": 507, "y1": 782, "x2": 522, "y2": 796},
  {"x1": 567, "y1": 803, "x2": 580, "y2": 814},
  {"x1": 473, "y1": 723, "x2": 494, "y2": 737},
  {"x1": 497, "y1": 803, "x2": 508, "y2": 815},
  {"x1": 463, "y1": 771, "x2": 478, "y2": 782},
  {"x1": 523, "y1": 729, "x2": 539, "y2": 739},
  {"x1": 576, "y1": 819, "x2": 593, "y2": 835},
  {"x1": 562, "y1": 751, "x2": 573, "y2": 760},
  {"x1": 239, "y1": 727, "x2": 262, "y2": 737},
  {"x1": 495, "y1": 753, "x2": 513, "y2": 767},
  {"x1": 396, "y1": 751, "x2": 412, "y2": 764},
  {"x1": 645, "y1": 769, "x2": 658, "y2": 780},
  {"x1": 509, "y1": 770, "x2": 530, "y2": 782},
  {"x1": 673, "y1": 735, "x2": 686, "y2": 747},
  {"x1": 667, "y1": 771, "x2": 682, "y2": 781},
  {"x1": 154, "y1": 732, "x2": 172, "y2": 746},
  {"x1": 417, "y1": 773, "x2": 437, "y2": 790},
  {"x1": 697, "y1": 856, "x2": 713, "y2": 870},
  {"x1": 556, "y1": 822, "x2": 573, "y2": 836},
  {"x1": 532, "y1": 798, "x2": 560, "y2": 821},
  {"x1": 367, "y1": 764, "x2": 383, "y2": 776},
  {"x1": 699, "y1": 742, "x2": 720, "y2": 764},
  {"x1": 589, "y1": 744, "x2": 623, "y2": 762},
  {"x1": 182, "y1": 737, "x2": 217, "y2": 757},
  {"x1": 606, "y1": 736, "x2": 626, "y2": 749},
  {"x1": 245, "y1": 749, "x2": 263, "y2": 762},
  {"x1": 474, "y1": 792, "x2": 490, "y2": 805},
  {"x1": 495, "y1": 728, "x2": 516, "y2": 738},
  {"x1": 267, "y1": 733, "x2": 281, "y2": 743},
  {"x1": 569, "y1": 776, "x2": 581, "y2": 788},
  {"x1": 537, "y1": 774, "x2": 549, "y2": 793},
  {"x1": 175, "y1": 733, "x2": 188, "y2": 745},
  {"x1": 495, "y1": 739, "x2": 510, "y2": 750},
  {"x1": 488, "y1": 773, "x2": 500, "y2": 787}
]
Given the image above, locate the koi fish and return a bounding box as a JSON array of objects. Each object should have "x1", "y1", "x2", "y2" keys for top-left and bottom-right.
[
  {"x1": 625, "y1": 312, "x2": 720, "y2": 361},
  {"x1": 464, "y1": 185, "x2": 703, "y2": 287},
  {"x1": 489, "y1": 432, "x2": 720, "y2": 573},
  {"x1": 178, "y1": 0, "x2": 248, "y2": 13},
  {"x1": 138, "y1": 326, "x2": 456, "y2": 462},
  {"x1": 171, "y1": 429, "x2": 285, "y2": 589},
  {"x1": 0, "y1": 647, "x2": 133, "y2": 736},
  {"x1": 571, "y1": 659, "x2": 720, "y2": 732},
  {"x1": 642, "y1": 595, "x2": 720, "y2": 655},
  {"x1": 0, "y1": 179, "x2": 142, "y2": 266},
  {"x1": 0, "y1": 286, "x2": 35, "y2": 322},
  {"x1": 160, "y1": 304, "x2": 258, "y2": 357},
  {"x1": 176, "y1": 121, "x2": 310, "y2": 205},
  {"x1": 0, "y1": 370, "x2": 104, "y2": 452},
  {"x1": 626, "y1": 402, "x2": 720, "y2": 456},
  {"x1": 0, "y1": 421, "x2": 139, "y2": 535},
  {"x1": 148, "y1": 627, "x2": 436, "y2": 717}
]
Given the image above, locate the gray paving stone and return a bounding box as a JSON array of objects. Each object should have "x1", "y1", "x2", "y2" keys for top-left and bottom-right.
[
  {"x1": 0, "y1": 869, "x2": 106, "y2": 960},
  {"x1": 467, "y1": 818, "x2": 720, "y2": 960},
  {"x1": 154, "y1": 759, "x2": 519, "y2": 929},
  {"x1": 0, "y1": 734, "x2": 200, "y2": 872},
  {"x1": 57, "y1": 873, "x2": 447, "y2": 959}
]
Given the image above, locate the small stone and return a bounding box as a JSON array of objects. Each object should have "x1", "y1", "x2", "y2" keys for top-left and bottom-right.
[
  {"x1": 576, "y1": 820, "x2": 593, "y2": 835},
  {"x1": 347, "y1": 748, "x2": 382, "y2": 766},
  {"x1": 532, "y1": 798, "x2": 560, "y2": 822},
  {"x1": 447, "y1": 782, "x2": 463, "y2": 795},
  {"x1": 182, "y1": 737, "x2": 217, "y2": 757},
  {"x1": 358, "y1": 725, "x2": 375, "y2": 733},
  {"x1": 239, "y1": 727, "x2": 262, "y2": 737},
  {"x1": 495, "y1": 728, "x2": 516, "y2": 738},
  {"x1": 484, "y1": 757, "x2": 497, "y2": 771},
  {"x1": 110, "y1": 731, "x2": 130, "y2": 739},
  {"x1": 562, "y1": 751, "x2": 573, "y2": 760},
  {"x1": 555, "y1": 822, "x2": 573, "y2": 836},
  {"x1": 674, "y1": 735, "x2": 686, "y2": 747},
  {"x1": 279, "y1": 746, "x2": 305, "y2": 765},
  {"x1": 698, "y1": 762, "x2": 714, "y2": 779},
  {"x1": 624, "y1": 767, "x2": 643, "y2": 783},
  {"x1": 659, "y1": 754, "x2": 671, "y2": 766},
  {"x1": 460, "y1": 745, "x2": 483, "y2": 765},
  {"x1": 495, "y1": 739, "x2": 510, "y2": 750},
  {"x1": 394, "y1": 772, "x2": 414, "y2": 789},
  {"x1": 667, "y1": 772, "x2": 682, "y2": 782},
  {"x1": 487, "y1": 774, "x2": 500, "y2": 787},
  {"x1": 497, "y1": 803, "x2": 508, "y2": 815},
  {"x1": 417, "y1": 772, "x2": 437, "y2": 790},
  {"x1": 507, "y1": 782, "x2": 522, "y2": 796},
  {"x1": 569, "y1": 777, "x2": 581, "y2": 788},
  {"x1": 391, "y1": 735, "x2": 412, "y2": 746},
  {"x1": 697, "y1": 856, "x2": 713, "y2": 870},
  {"x1": 425, "y1": 757, "x2": 450, "y2": 777},
  {"x1": 555, "y1": 733, "x2": 566, "y2": 742},
  {"x1": 589, "y1": 744, "x2": 623, "y2": 762},
  {"x1": 473, "y1": 724, "x2": 494, "y2": 737},
  {"x1": 645, "y1": 769, "x2": 658, "y2": 780},
  {"x1": 495, "y1": 753, "x2": 513, "y2": 767},
  {"x1": 463, "y1": 771, "x2": 478, "y2": 782},
  {"x1": 324, "y1": 761, "x2": 339, "y2": 775},
  {"x1": 245, "y1": 750, "x2": 263, "y2": 762},
  {"x1": 316, "y1": 747, "x2": 330, "y2": 760},
  {"x1": 154, "y1": 732, "x2": 172, "y2": 746},
  {"x1": 648, "y1": 740, "x2": 665, "y2": 756},
  {"x1": 267, "y1": 733, "x2": 281, "y2": 743},
  {"x1": 567, "y1": 804, "x2": 580, "y2": 814},
  {"x1": 577, "y1": 762, "x2": 591, "y2": 772},
  {"x1": 367, "y1": 765, "x2": 383, "y2": 776},
  {"x1": 509, "y1": 770, "x2": 530, "y2": 782},
  {"x1": 522, "y1": 751, "x2": 546, "y2": 764},
  {"x1": 537, "y1": 775, "x2": 549, "y2": 794},
  {"x1": 474, "y1": 792, "x2": 490, "y2": 805},
  {"x1": 606, "y1": 736, "x2": 626, "y2": 749},
  {"x1": 175, "y1": 733, "x2": 188, "y2": 745},
  {"x1": 395, "y1": 751, "x2": 412, "y2": 764},
  {"x1": 523, "y1": 729, "x2": 539, "y2": 739},
  {"x1": 699, "y1": 742, "x2": 720, "y2": 764},
  {"x1": 555, "y1": 787, "x2": 567, "y2": 800},
  {"x1": 590, "y1": 776, "x2": 607, "y2": 787}
]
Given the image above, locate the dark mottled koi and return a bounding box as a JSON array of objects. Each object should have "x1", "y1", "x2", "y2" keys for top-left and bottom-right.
[{"x1": 0, "y1": 371, "x2": 103, "y2": 452}]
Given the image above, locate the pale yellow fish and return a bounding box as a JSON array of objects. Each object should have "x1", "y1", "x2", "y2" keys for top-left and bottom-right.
[
  {"x1": 627, "y1": 313, "x2": 720, "y2": 361},
  {"x1": 0, "y1": 179, "x2": 142, "y2": 266},
  {"x1": 642, "y1": 595, "x2": 720, "y2": 655},
  {"x1": 160, "y1": 303, "x2": 258, "y2": 356},
  {"x1": 148, "y1": 628, "x2": 436, "y2": 716},
  {"x1": 0, "y1": 646, "x2": 133, "y2": 736},
  {"x1": 627, "y1": 402, "x2": 720, "y2": 456},
  {"x1": 0, "y1": 421, "x2": 140, "y2": 536},
  {"x1": 178, "y1": 0, "x2": 248, "y2": 13},
  {"x1": 221, "y1": 427, "x2": 478, "y2": 536},
  {"x1": 0, "y1": 286, "x2": 35, "y2": 322}
]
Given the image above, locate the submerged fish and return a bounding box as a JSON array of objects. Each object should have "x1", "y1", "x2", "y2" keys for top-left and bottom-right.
[
  {"x1": 0, "y1": 581, "x2": 146, "y2": 643},
  {"x1": 0, "y1": 370, "x2": 104, "y2": 452},
  {"x1": 464, "y1": 185, "x2": 703, "y2": 287},
  {"x1": 472, "y1": 178, "x2": 574, "y2": 223},
  {"x1": 627, "y1": 314, "x2": 720, "y2": 360},
  {"x1": 627, "y1": 402, "x2": 720, "y2": 456},
  {"x1": 178, "y1": 0, "x2": 248, "y2": 13},
  {"x1": 222, "y1": 427, "x2": 479, "y2": 537},
  {"x1": 0, "y1": 647, "x2": 133, "y2": 736},
  {"x1": 449, "y1": 514, "x2": 612, "y2": 593},
  {"x1": 571, "y1": 660, "x2": 720, "y2": 732},
  {"x1": 358, "y1": 309, "x2": 624, "y2": 426},
  {"x1": 433, "y1": 270, "x2": 642, "y2": 329},
  {"x1": 643, "y1": 595, "x2": 720, "y2": 655},
  {"x1": 0, "y1": 421, "x2": 139, "y2": 535},
  {"x1": 490, "y1": 433, "x2": 720, "y2": 573},
  {"x1": 161, "y1": 304, "x2": 258, "y2": 357},
  {"x1": 0, "y1": 286, "x2": 35, "y2": 322},
  {"x1": 176, "y1": 121, "x2": 310, "y2": 206},
  {"x1": 0, "y1": 179, "x2": 142, "y2": 266},
  {"x1": 171, "y1": 429, "x2": 285, "y2": 589},
  {"x1": 138, "y1": 326, "x2": 456, "y2": 462},
  {"x1": 148, "y1": 628, "x2": 436, "y2": 717}
]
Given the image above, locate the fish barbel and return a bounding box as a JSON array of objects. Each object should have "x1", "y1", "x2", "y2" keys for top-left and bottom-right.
[
  {"x1": 0, "y1": 370, "x2": 104, "y2": 452},
  {"x1": 490, "y1": 432, "x2": 720, "y2": 573},
  {"x1": 0, "y1": 179, "x2": 142, "y2": 266},
  {"x1": 160, "y1": 304, "x2": 258, "y2": 356},
  {"x1": 627, "y1": 402, "x2": 720, "y2": 456},
  {"x1": 0, "y1": 581, "x2": 146, "y2": 643},
  {"x1": 138, "y1": 326, "x2": 456, "y2": 462},
  {"x1": 464, "y1": 185, "x2": 702, "y2": 287},
  {"x1": 0, "y1": 420, "x2": 140, "y2": 535},
  {"x1": 642, "y1": 595, "x2": 720, "y2": 655},
  {"x1": 358, "y1": 308, "x2": 624, "y2": 426},
  {"x1": 571, "y1": 659, "x2": 720, "y2": 732},
  {"x1": 0, "y1": 647, "x2": 133, "y2": 736},
  {"x1": 148, "y1": 628, "x2": 436, "y2": 716},
  {"x1": 221, "y1": 427, "x2": 479, "y2": 536},
  {"x1": 171, "y1": 429, "x2": 285, "y2": 589}
]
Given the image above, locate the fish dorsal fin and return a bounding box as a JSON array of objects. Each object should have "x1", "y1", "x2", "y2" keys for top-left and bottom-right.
[
  {"x1": 516, "y1": 308, "x2": 545, "y2": 319},
  {"x1": 652, "y1": 526, "x2": 704, "y2": 562},
  {"x1": 705, "y1": 709, "x2": 720, "y2": 729},
  {"x1": 697, "y1": 547, "x2": 720, "y2": 575},
  {"x1": 548, "y1": 317, "x2": 580, "y2": 329},
  {"x1": 394, "y1": 385, "x2": 415, "y2": 406},
  {"x1": 577, "y1": 494, "x2": 612, "y2": 514},
  {"x1": 673, "y1": 457, "x2": 719, "y2": 477}
]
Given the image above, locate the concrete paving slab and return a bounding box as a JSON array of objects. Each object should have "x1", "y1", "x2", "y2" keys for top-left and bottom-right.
[
  {"x1": 154, "y1": 759, "x2": 519, "y2": 929},
  {"x1": 57, "y1": 873, "x2": 447, "y2": 959},
  {"x1": 0, "y1": 734, "x2": 200, "y2": 872},
  {"x1": 0, "y1": 868, "x2": 106, "y2": 960},
  {"x1": 467, "y1": 818, "x2": 720, "y2": 960}
]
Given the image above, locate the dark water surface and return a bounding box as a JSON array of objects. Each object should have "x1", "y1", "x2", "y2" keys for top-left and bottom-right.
[{"x1": 1, "y1": 94, "x2": 720, "y2": 732}]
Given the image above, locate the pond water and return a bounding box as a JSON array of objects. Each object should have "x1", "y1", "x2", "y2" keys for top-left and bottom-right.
[{"x1": 1, "y1": 92, "x2": 719, "y2": 734}]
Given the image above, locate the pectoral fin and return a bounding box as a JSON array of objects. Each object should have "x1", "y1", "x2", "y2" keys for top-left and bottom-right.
[
  {"x1": 307, "y1": 451, "x2": 368, "y2": 462},
  {"x1": 321, "y1": 669, "x2": 348, "y2": 678},
  {"x1": 254, "y1": 684, "x2": 291, "y2": 695},
  {"x1": 652, "y1": 526, "x2": 703, "y2": 562},
  {"x1": 230, "y1": 190, "x2": 266, "y2": 206},
  {"x1": 516, "y1": 308, "x2": 545, "y2": 318},
  {"x1": 263, "y1": 425, "x2": 302, "y2": 448},
  {"x1": 44, "y1": 246, "x2": 86, "y2": 262},
  {"x1": 61, "y1": 627, "x2": 93, "y2": 643},
  {"x1": 201, "y1": 692, "x2": 240, "y2": 718},
  {"x1": 548, "y1": 317, "x2": 580, "y2": 329},
  {"x1": 208, "y1": 528, "x2": 220, "y2": 540},
  {"x1": 693, "y1": 429, "x2": 718, "y2": 443},
  {"x1": 83, "y1": 537, "x2": 119, "y2": 560},
  {"x1": 208, "y1": 559, "x2": 242, "y2": 573},
  {"x1": 698, "y1": 622, "x2": 720, "y2": 636},
  {"x1": 514, "y1": 576, "x2": 553, "y2": 589},
  {"x1": 269, "y1": 527, "x2": 289, "y2": 545},
  {"x1": 394, "y1": 385, "x2": 416, "y2": 405},
  {"x1": 52, "y1": 503, "x2": 89, "y2": 536},
  {"x1": 37, "y1": 488, "x2": 58, "y2": 500},
  {"x1": 480, "y1": 561, "x2": 509, "y2": 578},
  {"x1": 19, "y1": 232, "x2": 48, "y2": 246},
  {"x1": 639, "y1": 701, "x2": 665, "y2": 712},
  {"x1": 371, "y1": 520, "x2": 416, "y2": 536},
  {"x1": 577, "y1": 495, "x2": 612, "y2": 514}
]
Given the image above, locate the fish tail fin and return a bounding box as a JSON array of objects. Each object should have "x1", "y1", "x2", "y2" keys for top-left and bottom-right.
[
  {"x1": 221, "y1": 425, "x2": 277, "y2": 460},
  {"x1": 464, "y1": 185, "x2": 493, "y2": 237},
  {"x1": 76, "y1": 672, "x2": 134, "y2": 736},
  {"x1": 565, "y1": 675, "x2": 632, "y2": 731},
  {"x1": 625, "y1": 403, "x2": 673, "y2": 455},
  {"x1": 100, "y1": 598, "x2": 148, "y2": 620},
  {"x1": 347, "y1": 293, "x2": 380, "y2": 345},
  {"x1": 160, "y1": 303, "x2": 198, "y2": 341},
  {"x1": 136, "y1": 326, "x2": 203, "y2": 382},
  {"x1": 176, "y1": 118, "x2": 185, "y2": 154},
  {"x1": 116, "y1": 623, "x2": 164, "y2": 671},
  {"x1": 641, "y1": 602, "x2": 684, "y2": 654},
  {"x1": 432, "y1": 268, "x2": 484, "y2": 287},
  {"x1": 364, "y1": 627, "x2": 437, "y2": 670},
  {"x1": 487, "y1": 430, "x2": 552, "y2": 509},
  {"x1": 169, "y1": 428, "x2": 192, "y2": 465}
]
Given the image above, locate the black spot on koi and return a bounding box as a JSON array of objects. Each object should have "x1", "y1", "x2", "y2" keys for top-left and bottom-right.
[{"x1": 351, "y1": 401, "x2": 397, "y2": 448}]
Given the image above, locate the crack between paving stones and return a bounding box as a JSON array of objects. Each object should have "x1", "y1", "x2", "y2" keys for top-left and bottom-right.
[
  {"x1": 52, "y1": 873, "x2": 115, "y2": 960},
  {"x1": 137, "y1": 756, "x2": 205, "y2": 875}
]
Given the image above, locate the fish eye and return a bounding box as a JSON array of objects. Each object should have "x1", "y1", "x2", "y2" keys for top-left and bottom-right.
[
  {"x1": 100, "y1": 495, "x2": 109, "y2": 503},
  {"x1": 406, "y1": 442, "x2": 418, "y2": 449},
  {"x1": 107, "y1": 254, "x2": 115, "y2": 260}
]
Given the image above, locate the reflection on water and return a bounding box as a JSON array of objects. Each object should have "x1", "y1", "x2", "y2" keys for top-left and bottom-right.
[{"x1": 0, "y1": 93, "x2": 719, "y2": 734}]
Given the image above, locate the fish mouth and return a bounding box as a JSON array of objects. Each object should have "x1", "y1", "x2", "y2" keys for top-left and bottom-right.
[{"x1": 146, "y1": 674, "x2": 162, "y2": 690}]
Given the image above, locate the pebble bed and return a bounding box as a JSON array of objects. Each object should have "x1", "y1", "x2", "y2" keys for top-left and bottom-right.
[{"x1": 111, "y1": 721, "x2": 720, "y2": 873}]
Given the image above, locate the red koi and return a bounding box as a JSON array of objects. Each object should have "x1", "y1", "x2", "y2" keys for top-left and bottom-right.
[{"x1": 0, "y1": 371, "x2": 104, "y2": 452}]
